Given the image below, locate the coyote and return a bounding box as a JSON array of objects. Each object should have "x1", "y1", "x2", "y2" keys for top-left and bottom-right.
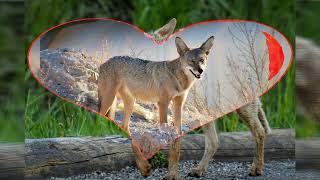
[{"x1": 98, "y1": 34, "x2": 214, "y2": 131}]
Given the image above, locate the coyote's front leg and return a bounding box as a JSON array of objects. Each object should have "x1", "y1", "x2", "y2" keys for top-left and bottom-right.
[
  {"x1": 131, "y1": 140, "x2": 152, "y2": 177},
  {"x1": 163, "y1": 95, "x2": 185, "y2": 180},
  {"x1": 188, "y1": 121, "x2": 219, "y2": 177}
]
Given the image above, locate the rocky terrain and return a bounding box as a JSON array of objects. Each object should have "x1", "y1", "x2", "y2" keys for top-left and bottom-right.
[
  {"x1": 47, "y1": 159, "x2": 299, "y2": 180},
  {"x1": 39, "y1": 48, "x2": 99, "y2": 110}
]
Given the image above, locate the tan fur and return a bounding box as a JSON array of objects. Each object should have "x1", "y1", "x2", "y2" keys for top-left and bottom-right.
[
  {"x1": 105, "y1": 19, "x2": 177, "y2": 120},
  {"x1": 98, "y1": 36, "x2": 214, "y2": 131}
]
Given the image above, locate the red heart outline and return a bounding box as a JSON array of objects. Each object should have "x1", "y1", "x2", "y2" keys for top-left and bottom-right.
[{"x1": 27, "y1": 18, "x2": 293, "y2": 160}]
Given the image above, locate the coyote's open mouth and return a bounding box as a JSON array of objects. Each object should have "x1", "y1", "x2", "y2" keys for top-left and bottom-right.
[{"x1": 189, "y1": 69, "x2": 201, "y2": 79}]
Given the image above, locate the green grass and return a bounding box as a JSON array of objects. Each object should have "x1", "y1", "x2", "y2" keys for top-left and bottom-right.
[
  {"x1": 149, "y1": 152, "x2": 168, "y2": 168},
  {"x1": 22, "y1": 0, "x2": 298, "y2": 139},
  {"x1": 25, "y1": 88, "x2": 127, "y2": 138}
]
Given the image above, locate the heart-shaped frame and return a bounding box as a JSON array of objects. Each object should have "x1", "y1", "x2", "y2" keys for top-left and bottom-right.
[{"x1": 28, "y1": 18, "x2": 293, "y2": 159}]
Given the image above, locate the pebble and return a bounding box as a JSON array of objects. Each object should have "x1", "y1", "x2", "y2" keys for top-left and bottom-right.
[{"x1": 48, "y1": 159, "x2": 297, "y2": 180}]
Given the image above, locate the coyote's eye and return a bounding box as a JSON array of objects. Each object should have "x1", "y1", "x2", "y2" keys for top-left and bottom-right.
[{"x1": 199, "y1": 58, "x2": 204, "y2": 63}]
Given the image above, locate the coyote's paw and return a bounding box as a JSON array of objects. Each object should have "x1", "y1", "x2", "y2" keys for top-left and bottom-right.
[
  {"x1": 249, "y1": 162, "x2": 263, "y2": 176},
  {"x1": 188, "y1": 167, "x2": 205, "y2": 177},
  {"x1": 136, "y1": 159, "x2": 151, "y2": 177},
  {"x1": 162, "y1": 174, "x2": 180, "y2": 180}
]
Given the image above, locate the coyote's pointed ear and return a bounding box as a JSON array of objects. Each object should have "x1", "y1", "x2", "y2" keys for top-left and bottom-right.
[
  {"x1": 200, "y1": 36, "x2": 215, "y2": 55},
  {"x1": 175, "y1": 37, "x2": 189, "y2": 56},
  {"x1": 156, "y1": 18, "x2": 177, "y2": 37}
]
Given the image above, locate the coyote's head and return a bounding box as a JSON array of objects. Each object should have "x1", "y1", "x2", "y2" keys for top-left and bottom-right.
[{"x1": 175, "y1": 36, "x2": 215, "y2": 79}]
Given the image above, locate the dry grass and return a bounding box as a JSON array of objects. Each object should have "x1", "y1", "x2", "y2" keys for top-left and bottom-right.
[{"x1": 93, "y1": 38, "x2": 110, "y2": 65}]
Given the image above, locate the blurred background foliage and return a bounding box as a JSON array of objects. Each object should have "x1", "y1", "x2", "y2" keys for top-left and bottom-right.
[
  {"x1": 296, "y1": 1, "x2": 320, "y2": 44},
  {"x1": 296, "y1": 0, "x2": 320, "y2": 138},
  {"x1": 24, "y1": 0, "x2": 297, "y2": 139},
  {"x1": 0, "y1": 1, "x2": 24, "y2": 142},
  {"x1": 2, "y1": 0, "x2": 316, "y2": 142}
]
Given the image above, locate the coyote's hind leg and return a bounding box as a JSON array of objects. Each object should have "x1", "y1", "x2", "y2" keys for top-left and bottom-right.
[{"x1": 237, "y1": 102, "x2": 266, "y2": 176}]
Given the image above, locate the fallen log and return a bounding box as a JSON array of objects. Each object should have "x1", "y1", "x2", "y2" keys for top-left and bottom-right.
[
  {"x1": 0, "y1": 143, "x2": 25, "y2": 179},
  {"x1": 296, "y1": 139, "x2": 320, "y2": 170},
  {"x1": 25, "y1": 129, "x2": 294, "y2": 178}
]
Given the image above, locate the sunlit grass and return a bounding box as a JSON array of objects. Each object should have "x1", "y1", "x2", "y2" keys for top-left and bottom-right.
[{"x1": 25, "y1": 88, "x2": 127, "y2": 139}]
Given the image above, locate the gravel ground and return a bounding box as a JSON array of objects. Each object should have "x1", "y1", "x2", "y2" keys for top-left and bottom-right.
[{"x1": 48, "y1": 159, "x2": 301, "y2": 180}]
